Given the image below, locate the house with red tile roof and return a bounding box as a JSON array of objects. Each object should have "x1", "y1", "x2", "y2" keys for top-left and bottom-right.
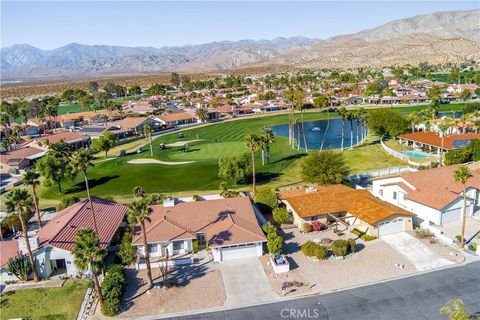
[
  {"x1": 0, "y1": 240, "x2": 20, "y2": 283},
  {"x1": 399, "y1": 131, "x2": 480, "y2": 153},
  {"x1": 372, "y1": 164, "x2": 480, "y2": 226},
  {"x1": 132, "y1": 196, "x2": 266, "y2": 263},
  {"x1": 23, "y1": 197, "x2": 128, "y2": 278},
  {"x1": 278, "y1": 184, "x2": 414, "y2": 238},
  {"x1": 0, "y1": 146, "x2": 45, "y2": 173}
]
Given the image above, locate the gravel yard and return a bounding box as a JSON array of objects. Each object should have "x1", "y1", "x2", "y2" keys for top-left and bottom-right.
[
  {"x1": 261, "y1": 229, "x2": 417, "y2": 296},
  {"x1": 112, "y1": 266, "x2": 225, "y2": 318}
]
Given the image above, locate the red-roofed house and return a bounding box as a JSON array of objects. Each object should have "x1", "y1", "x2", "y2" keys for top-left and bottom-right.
[
  {"x1": 132, "y1": 197, "x2": 266, "y2": 264},
  {"x1": 372, "y1": 164, "x2": 480, "y2": 226},
  {"x1": 0, "y1": 240, "x2": 20, "y2": 283},
  {"x1": 25, "y1": 197, "x2": 128, "y2": 278}
]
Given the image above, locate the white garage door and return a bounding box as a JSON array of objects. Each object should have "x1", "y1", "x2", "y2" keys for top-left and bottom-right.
[
  {"x1": 441, "y1": 205, "x2": 472, "y2": 225},
  {"x1": 379, "y1": 218, "x2": 404, "y2": 237},
  {"x1": 221, "y1": 243, "x2": 257, "y2": 261}
]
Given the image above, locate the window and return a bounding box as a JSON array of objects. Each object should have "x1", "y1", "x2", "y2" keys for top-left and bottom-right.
[
  {"x1": 173, "y1": 241, "x2": 184, "y2": 251},
  {"x1": 393, "y1": 191, "x2": 397, "y2": 200},
  {"x1": 148, "y1": 244, "x2": 158, "y2": 253},
  {"x1": 379, "y1": 190, "x2": 384, "y2": 197}
]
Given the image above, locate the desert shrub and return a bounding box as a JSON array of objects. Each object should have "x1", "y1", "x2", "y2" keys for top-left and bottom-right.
[
  {"x1": 117, "y1": 229, "x2": 137, "y2": 265},
  {"x1": 347, "y1": 238, "x2": 357, "y2": 253},
  {"x1": 303, "y1": 223, "x2": 312, "y2": 233},
  {"x1": 415, "y1": 228, "x2": 435, "y2": 239},
  {"x1": 56, "y1": 196, "x2": 81, "y2": 211},
  {"x1": 255, "y1": 188, "x2": 278, "y2": 214},
  {"x1": 331, "y1": 239, "x2": 348, "y2": 257},
  {"x1": 360, "y1": 234, "x2": 377, "y2": 241},
  {"x1": 301, "y1": 241, "x2": 328, "y2": 260},
  {"x1": 272, "y1": 207, "x2": 289, "y2": 224},
  {"x1": 101, "y1": 264, "x2": 126, "y2": 316},
  {"x1": 7, "y1": 253, "x2": 32, "y2": 282},
  {"x1": 311, "y1": 221, "x2": 326, "y2": 231}
]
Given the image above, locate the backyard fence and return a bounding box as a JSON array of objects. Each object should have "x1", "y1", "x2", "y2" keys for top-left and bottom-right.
[
  {"x1": 348, "y1": 166, "x2": 411, "y2": 180},
  {"x1": 380, "y1": 135, "x2": 410, "y2": 162}
]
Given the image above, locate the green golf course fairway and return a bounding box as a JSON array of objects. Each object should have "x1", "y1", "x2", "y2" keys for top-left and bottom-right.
[{"x1": 38, "y1": 103, "x2": 467, "y2": 202}]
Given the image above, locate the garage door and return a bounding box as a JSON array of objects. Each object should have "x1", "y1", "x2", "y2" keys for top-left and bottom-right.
[
  {"x1": 378, "y1": 218, "x2": 404, "y2": 237},
  {"x1": 221, "y1": 243, "x2": 257, "y2": 261}
]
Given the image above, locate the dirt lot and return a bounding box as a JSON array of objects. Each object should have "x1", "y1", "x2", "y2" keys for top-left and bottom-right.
[
  {"x1": 100, "y1": 265, "x2": 225, "y2": 318},
  {"x1": 261, "y1": 228, "x2": 417, "y2": 297}
]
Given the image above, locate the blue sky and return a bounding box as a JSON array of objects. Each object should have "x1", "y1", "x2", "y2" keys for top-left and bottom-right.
[{"x1": 1, "y1": 1, "x2": 478, "y2": 49}]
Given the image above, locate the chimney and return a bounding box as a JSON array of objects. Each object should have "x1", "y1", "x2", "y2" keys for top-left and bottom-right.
[{"x1": 163, "y1": 197, "x2": 176, "y2": 208}]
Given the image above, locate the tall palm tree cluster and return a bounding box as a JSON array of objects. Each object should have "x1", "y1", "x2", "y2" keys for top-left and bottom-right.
[{"x1": 337, "y1": 107, "x2": 368, "y2": 151}]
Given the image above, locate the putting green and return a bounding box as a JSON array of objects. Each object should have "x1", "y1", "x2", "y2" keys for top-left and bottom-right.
[{"x1": 169, "y1": 141, "x2": 246, "y2": 161}]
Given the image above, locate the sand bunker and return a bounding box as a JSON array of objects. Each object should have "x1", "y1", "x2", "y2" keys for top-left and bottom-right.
[
  {"x1": 127, "y1": 159, "x2": 194, "y2": 165},
  {"x1": 166, "y1": 139, "x2": 203, "y2": 147}
]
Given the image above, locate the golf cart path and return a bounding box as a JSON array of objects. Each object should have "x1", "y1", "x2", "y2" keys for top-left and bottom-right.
[
  {"x1": 127, "y1": 159, "x2": 195, "y2": 165},
  {"x1": 166, "y1": 139, "x2": 203, "y2": 147},
  {"x1": 382, "y1": 232, "x2": 454, "y2": 271}
]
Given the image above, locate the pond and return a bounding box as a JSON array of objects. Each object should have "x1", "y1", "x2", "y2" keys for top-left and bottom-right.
[{"x1": 269, "y1": 117, "x2": 365, "y2": 150}]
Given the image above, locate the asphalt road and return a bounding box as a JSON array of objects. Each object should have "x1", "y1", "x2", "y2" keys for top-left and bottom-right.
[{"x1": 172, "y1": 261, "x2": 480, "y2": 320}]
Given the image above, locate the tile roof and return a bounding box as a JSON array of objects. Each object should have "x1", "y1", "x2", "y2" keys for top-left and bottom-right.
[
  {"x1": 36, "y1": 197, "x2": 127, "y2": 252},
  {"x1": 0, "y1": 240, "x2": 20, "y2": 268},
  {"x1": 27, "y1": 131, "x2": 87, "y2": 146},
  {"x1": 279, "y1": 184, "x2": 414, "y2": 225},
  {"x1": 158, "y1": 112, "x2": 196, "y2": 122},
  {"x1": 400, "y1": 131, "x2": 480, "y2": 150},
  {"x1": 132, "y1": 197, "x2": 266, "y2": 247},
  {"x1": 0, "y1": 147, "x2": 45, "y2": 164},
  {"x1": 118, "y1": 117, "x2": 149, "y2": 129},
  {"x1": 391, "y1": 164, "x2": 480, "y2": 210}
]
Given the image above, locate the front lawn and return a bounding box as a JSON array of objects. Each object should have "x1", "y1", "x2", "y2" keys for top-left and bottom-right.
[{"x1": 0, "y1": 280, "x2": 88, "y2": 320}]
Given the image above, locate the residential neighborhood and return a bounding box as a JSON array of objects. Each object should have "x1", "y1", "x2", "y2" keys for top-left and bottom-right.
[{"x1": 1, "y1": 3, "x2": 480, "y2": 320}]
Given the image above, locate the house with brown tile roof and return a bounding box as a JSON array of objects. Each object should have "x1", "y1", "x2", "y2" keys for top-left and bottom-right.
[
  {"x1": 278, "y1": 184, "x2": 414, "y2": 238},
  {"x1": 399, "y1": 131, "x2": 480, "y2": 152},
  {"x1": 157, "y1": 112, "x2": 197, "y2": 126},
  {"x1": 132, "y1": 196, "x2": 266, "y2": 263},
  {"x1": 372, "y1": 163, "x2": 480, "y2": 226},
  {"x1": 0, "y1": 146, "x2": 45, "y2": 173},
  {"x1": 24, "y1": 197, "x2": 128, "y2": 278},
  {"x1": 23, "y1": 131, "x2": 90, "y2": 151}
]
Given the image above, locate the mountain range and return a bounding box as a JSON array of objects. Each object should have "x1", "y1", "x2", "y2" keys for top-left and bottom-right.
[{"x1": 1, "y1": 9, "x2": 479, "y2": 81}]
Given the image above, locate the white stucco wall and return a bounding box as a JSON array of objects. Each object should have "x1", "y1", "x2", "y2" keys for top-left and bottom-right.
[
  {"x1": 136, "y1": 239, "x2": 193, "y2": 258},
  {"x1": 34, "y1": 246, "x2": 77, "y2": 278}
]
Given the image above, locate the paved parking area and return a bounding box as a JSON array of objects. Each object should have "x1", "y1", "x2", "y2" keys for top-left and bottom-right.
[
  {"x1": 382, "y1": 232, "x2": 454, "y2": 271},
  {"x1": 218, "y1": 257, "x2": 278, "y2": 307}
]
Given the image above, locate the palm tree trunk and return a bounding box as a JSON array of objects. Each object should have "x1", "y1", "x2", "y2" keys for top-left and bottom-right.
[
  {"x1": 440, "y1": 136, "x2": 445, "y2": 166},
  {"x1": 91, "y1": 270, "x2": 104, "y2": 305},
  {"x1": 297, "y1": 123, "x2": 300, "y2": 151},
  {"x1": 19, "y1": 213, "x2": 39, "y2": 282},
  {"x1": 341, "y1": 118, "x2": 345, "y2": 151},
  {"x1": 31, "y1": 185, "x2": 42, "y2": 229},
  {"x1": 261, "y1": 149, "x2": 265, "y2": 166},
  {"x1": 251, "y1": 149, "x2": 256, "y2": 196},
  {"x1": 356, "y1": 119, "x2": 360, "y2": 146},
  {"x1": 84, "y1": 172, "x2": 99, "y2": 236},
  {"x1": 149, "y1": 135, "x2": 153, "y2": 157},
  {"x1": 320, "y1": 109, "x2": 330, "y2": 151},
  {"x1": 141, "y1": 221, "x2": 153, "y2": 287},
  {"x1": 460, "y1": 186, "x2": 467, "y2": 249},
  {"x1": 301, "y1": 111, "x2": 308, "y2": 153},
  {"x1": 349, "y1": 120, "x2": 354, "y2": 150}
]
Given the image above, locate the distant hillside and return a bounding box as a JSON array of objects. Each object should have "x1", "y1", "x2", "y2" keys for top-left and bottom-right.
[{"x1": 1, "y1": 9, "x2": 479, "y2": 80}]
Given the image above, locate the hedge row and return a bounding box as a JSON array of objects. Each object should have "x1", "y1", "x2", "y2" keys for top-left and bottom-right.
[{"x1": 101, "y1": 264, "x2": 126, "y2": 316}]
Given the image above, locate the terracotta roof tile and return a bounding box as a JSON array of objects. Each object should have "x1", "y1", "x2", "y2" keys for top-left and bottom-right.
[
  {"x1": 400, "y1": 132, "x2": 480, "y2": 150},
  {"x1": 0, "y1": 240, "x2": 20, "y2": 268},
  {"x1": 279, "y1": 185, "x2": 414, "y2": 225}
]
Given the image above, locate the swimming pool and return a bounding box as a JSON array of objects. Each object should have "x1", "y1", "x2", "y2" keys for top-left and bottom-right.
[{"x1": 402, "y1": 151, "x2": 429, "y2": 158}]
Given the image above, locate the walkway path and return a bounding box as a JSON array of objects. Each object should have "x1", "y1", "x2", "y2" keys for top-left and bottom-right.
[{"x1": 382, "y1": 232, "x2": 453, "y2": 271}]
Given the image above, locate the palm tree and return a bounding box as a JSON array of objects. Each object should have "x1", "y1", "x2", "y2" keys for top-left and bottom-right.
[
  {"x1": 346, "y1": 111, "x2": 355, "y2": 149},
  {"x1": 459, "y1": 114, "x2": 470, "y2": 133},
  {"x1": 260, "y1": 128, "x2": 275, "y2": 165},
  {"x1": 70, "y1": 149, "x2": 99, "y2": 236},
  {"x1": 244, "y1": 133, "x2": 262, "y2": 195},
  {"x1": 438, "y1": 123, "x2": 450, "y2": 166},
  {"x1": 128, "y1": 199, "x2": 154, "y2": 288},
  {"x1": 454, "y1": 165, "x2": 473, "y2": 249},
  {"x1": 440, "y1": 299, "x2": 470, "y2": 320},
  {"x1": 406, "y1": 111, "x2": 420, "y2": 133},
  {"x1": 338, "y1": 107, "x2": 347, "y2": 151},
  {"x1": 143, "y1": 123, "x2": 154, "y2": 157},
  {"x1": 22, "y1": 170, "x2": 42, "y2": 229},
  {"x1": 133, "y1": 185, "x2": 145, "y2": 198},
  {"x1": 195, "y1": 107, "x2": 209, "y2": 123},
  {"x1": 4, "y1": 189, "x2": 40, "y2": 282},
  {"x1": 73, "y1": 228, "x2": 106, "y2": 306}
]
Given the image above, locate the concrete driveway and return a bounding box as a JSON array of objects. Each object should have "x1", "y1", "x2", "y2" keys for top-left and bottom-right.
[
  {"x1": 218, "y1": 257, "x2": 278, "y2": 307},
  {"x1": 382, "y1": 232, "x2": 454, "y2": 271}
]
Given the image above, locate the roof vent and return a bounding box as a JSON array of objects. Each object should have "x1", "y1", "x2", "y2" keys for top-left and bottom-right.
[{"x1": 163, "y1": 197, "x2": 176, "y2": 208}]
